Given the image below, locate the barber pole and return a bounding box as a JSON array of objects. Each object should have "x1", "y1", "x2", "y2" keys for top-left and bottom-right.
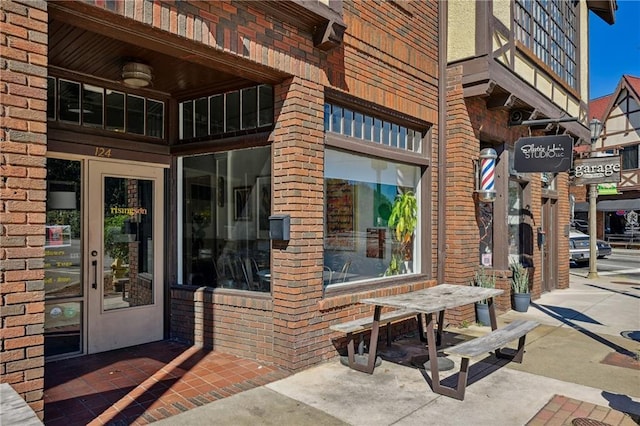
[{"x1": 477, "y1": 148, "x2": 497, "y2": 202}]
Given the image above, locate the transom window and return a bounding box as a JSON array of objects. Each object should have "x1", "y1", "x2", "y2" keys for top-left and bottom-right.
[
  {"x1": 514, "y1": 0, "x2": 578, "y2": 89},
  {"x1": 324, "y1": 103, "x2": 423, "y2": 153},
  {"x1": 47, "y1": 77, "x2": 165, "y2": 139},
  {"x1": 179, "y1": 85, "x2": 273, "y2": 140}
]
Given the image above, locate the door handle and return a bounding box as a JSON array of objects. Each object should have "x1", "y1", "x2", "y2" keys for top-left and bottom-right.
[{"x1": 92, "y1": 260, "x2": 98, "y2": 289}]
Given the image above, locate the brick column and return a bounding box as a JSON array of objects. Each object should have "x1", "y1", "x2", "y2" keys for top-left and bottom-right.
[
  {"x1": 270, "y1": 77, "x2": 325, "y2": 371},
  {"x1": 0, "y1": 0, "x2": 48, "y2": 419}
]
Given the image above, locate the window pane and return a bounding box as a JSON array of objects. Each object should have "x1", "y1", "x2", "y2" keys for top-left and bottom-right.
[
  {"x1": 354, "y1": 112, "x2": 363, "y2": 139},
  {"x1": 242, "y1": 87, "x2": 257, "y2": 129},
  {"x1": 194, "y1": 97, "x2": 208, "y2": 137},
  {"x1": 258, "y1": 85, "x2": 273, "y2": 126},
  {"x1": 343, "y1": 108, "x2": 353, "y2": 137},
  {"x1": 82, "y1": 84, "x2": 103, "y2": 128},
  {"x1": 126, "y1": 95, "x2": 145, "y2": 135},
  {"x1": 226, "y1": 92, "x2": 240, "y2": 132},
  {"x1": 324, "y1": 149, "x2": 420, "y2": 286},
  {"x1": 373, "y1": 118, "x2": 382, "y2": 143},
  {"x1": 179, "y1": 147, "x2": 272, "y2": 292},
  {"x1": 59, "y1": 80, "x2": 80, "y2": 123},
  {"x1": 364, "y1": 115, "x2": 373, "y2": 141},
  {"x1": 210, "y1": 95, "x2": 224, "y2": 134},
  {"x1": 508, "y1": 180, "x2": 527, "y2": 265},
  {"x1": 146, "y1": 100, "x2": 164, "y2": 138},
  {"x1": 181, "y1": 101, "x2": 194, "y2": 139},
  {"x1": 331, "y1": 105, "x2": 342, "y2": 134},
  {"x1": 106, "y1": 90, "x2": 125, "y2": 132}
]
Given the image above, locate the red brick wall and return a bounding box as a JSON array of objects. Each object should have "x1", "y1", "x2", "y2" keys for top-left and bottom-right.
[
  {"x1": 37, "y1": 0, "x2": 440, "y2": 374},
  {"x1": 445, "y1": 65, "x2": 571, "y2": 320},
  {"x1": 0, "y1": 0, "x2": 48, "y2": 418}
]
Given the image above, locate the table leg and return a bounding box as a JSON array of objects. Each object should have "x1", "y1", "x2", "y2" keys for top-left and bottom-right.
[
  {"x1": 488, "y1": 297, "x2": 498, "y2": 331},
  {"x1": 346, "y1": 305, "x2": 381, "y2": 374},
  {"x1": 427, "y1": 310, "x2": 469, "y2": 400}
]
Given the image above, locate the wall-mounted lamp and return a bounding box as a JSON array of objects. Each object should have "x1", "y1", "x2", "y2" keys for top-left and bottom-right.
[
  {"x1": 476, "y1": 148, "x2": 497, "y2": 203},
  {"x1": 122, "y1": 61, "x2": 153, "y2": 88}
]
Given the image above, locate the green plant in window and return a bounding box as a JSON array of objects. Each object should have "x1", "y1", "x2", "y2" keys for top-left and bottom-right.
[
  {"x1": 104, "y1": 214, "x2": 130, "y2": 264},
  {"x1": 385, "y1": 191, "x2": 417, "y2": 276}
]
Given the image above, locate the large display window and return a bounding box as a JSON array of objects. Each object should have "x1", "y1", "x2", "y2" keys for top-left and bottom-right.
[
  {"x1": 178, "y1": 146, "x2": 271, "y2": 292},
  {"x1": 323, "y1": 149, "x2": 420, "y2": 287}
]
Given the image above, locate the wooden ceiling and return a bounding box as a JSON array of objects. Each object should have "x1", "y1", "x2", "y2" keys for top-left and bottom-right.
[{"x1": 48, "y1": 17, "x2": 261, "y2": 100}]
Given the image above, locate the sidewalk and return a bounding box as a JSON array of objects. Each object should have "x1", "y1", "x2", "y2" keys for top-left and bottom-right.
[{"x1": 155, "y1": 271, "x2": 640, "y2": 426}]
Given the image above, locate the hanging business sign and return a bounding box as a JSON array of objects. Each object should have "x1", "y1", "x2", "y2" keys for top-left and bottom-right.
[
  {"x1": 513, "y1": 135, "x2": 573, "y2": 172},
  {"x1": 572, "y1": 156, "x2": 621, "y2": 185},
  {"x1": 597, "y1": 183, "x2": 618, "y2": 195}
]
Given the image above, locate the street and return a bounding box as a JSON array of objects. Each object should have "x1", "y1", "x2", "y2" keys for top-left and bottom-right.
[{"x1": 571, "y1": 248, "x2": 640, "y2": 281}]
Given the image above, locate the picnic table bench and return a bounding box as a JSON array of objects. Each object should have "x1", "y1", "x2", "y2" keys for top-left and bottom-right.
[
  {"x1": 331, "y1": 284, "x2": 540, "y2": 400},
  {"x1": 330, "y1": 309, "x2": 424, "y2": 371}
]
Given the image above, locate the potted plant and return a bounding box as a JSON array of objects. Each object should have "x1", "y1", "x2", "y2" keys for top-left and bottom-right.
[
  {"x1": 470, "y1": 266, "x2": 495, "y2": 326},
  {"x1": 385, "y1": 191, "x2": 417, "y2": 276},
  {"x1": 510, "y1": 260, "x2": 530, "y2": 312}
]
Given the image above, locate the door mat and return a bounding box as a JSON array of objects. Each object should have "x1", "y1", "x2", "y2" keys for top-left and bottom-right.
[{"x1": 526, "y1": 395, "x2": 638, "y2": 426}]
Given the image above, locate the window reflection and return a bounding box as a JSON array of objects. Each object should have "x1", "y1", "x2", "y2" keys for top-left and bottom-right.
[
  {"x1": 324, "y1": 149, "x2": 420, "y2": 286},
  {"x1": 180, "y1": 147, "x2": 271, "y2": 292}
]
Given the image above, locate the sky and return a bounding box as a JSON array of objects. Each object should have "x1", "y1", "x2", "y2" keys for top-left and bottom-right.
[{"x1": 589, "y1": 0, "x2": 640, "y2": 100}]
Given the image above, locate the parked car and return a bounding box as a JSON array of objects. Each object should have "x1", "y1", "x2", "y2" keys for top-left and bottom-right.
[{"x1": 569, "y1": 231, "x2": 612, "y2": 266}]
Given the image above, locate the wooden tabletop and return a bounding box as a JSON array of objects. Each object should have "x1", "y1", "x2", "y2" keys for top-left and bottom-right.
[{"x1": 360, "y1": 283, "x2": 504, "y2": 314}]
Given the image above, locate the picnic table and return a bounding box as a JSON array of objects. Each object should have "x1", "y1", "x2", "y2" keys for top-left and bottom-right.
[{"x1": 335, "y1": 283, "x2": 539, "y2": 400}]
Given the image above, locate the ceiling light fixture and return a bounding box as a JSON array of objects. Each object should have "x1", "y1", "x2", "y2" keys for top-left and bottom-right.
[{"x1": 122, "y1": 62, "x2": 153, "y2": 88}]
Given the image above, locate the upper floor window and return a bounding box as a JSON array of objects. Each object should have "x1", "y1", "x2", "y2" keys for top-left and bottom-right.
[
  {"x1": 514, "y1": 0, "x2": 578, "y2": 89},
  {"x1": 622, "y1": 145, "x2": 639, "y2": 170}
]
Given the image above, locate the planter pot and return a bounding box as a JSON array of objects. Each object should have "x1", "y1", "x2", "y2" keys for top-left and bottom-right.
[
  {"x1": 475, "y1": 302, "x2": 491, "y2": 326},
  {"x1": 513, "y1": 293, "x2": 531, "y2": 312}
]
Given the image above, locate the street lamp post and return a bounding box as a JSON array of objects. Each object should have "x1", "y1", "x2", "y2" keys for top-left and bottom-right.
[{"x1": 587, "y1": 119, "x2": 602, "y2": 279}]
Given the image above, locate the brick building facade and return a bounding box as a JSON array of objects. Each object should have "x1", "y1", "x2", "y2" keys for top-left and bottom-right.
[{"x1": 1, "y1": 0, "x2": 614, "y2": 421}]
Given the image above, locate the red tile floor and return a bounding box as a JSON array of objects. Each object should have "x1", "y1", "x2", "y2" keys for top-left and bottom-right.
[{"x1": 43, "y1": 341, "x2": 290, "y2": 425}]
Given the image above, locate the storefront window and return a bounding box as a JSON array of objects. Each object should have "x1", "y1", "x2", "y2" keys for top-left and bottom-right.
[
  {"x1": 508, "y1": 180, "x2": 531, "y2": 265},
  {"x1": 178, "y1": 146, "x2": 271, "y2": 292},
  {"x1": 45, "y1": 158, "x2": 83, "y2": 357},
  {"x1": 324, "y1": 149, "x2": 420, "y2": 287}
]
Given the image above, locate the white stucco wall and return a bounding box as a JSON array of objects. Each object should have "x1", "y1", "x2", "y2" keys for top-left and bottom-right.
[{"x1": 448, "y1": 0, "x2": 476, "y2": 62}]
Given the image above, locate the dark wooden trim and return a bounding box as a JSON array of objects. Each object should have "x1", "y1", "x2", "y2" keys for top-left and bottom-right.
[
  {"x1": 325, "y1": 88, "x2": 434, "y2": 130},
  {"x1": 48, "y1": 127, "x2": 171, "y2": 164},
  {"x1": 48, "y1": 2, "x2": 289, "y2": 85},
  {"x1": 49, "y1": 66, "x2": 173, "y2": 100},
  {"x1": 170, "y1": 131, "x2": 272, "y2": 156},
  {"x1": 476, "y1": 1, "x2": 490, "y2": 57},
  {"x1": 514, "y1": 41, "x2": 580, "y2": 100},
  {"x1": 326, "y1": 133, "x2": 431, "y2": 166},
  {"x1": 47, "y1": 140, "x2": 170, "y2": 165},
  {"x1": 437, "y1": 0, "x2": 448, "y2": 284},
  {"x1": 492, "y1": 145, "x2": 510, "y2": 271}
]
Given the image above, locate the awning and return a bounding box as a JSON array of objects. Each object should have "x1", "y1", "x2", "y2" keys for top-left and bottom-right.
[
  {"x1": 574, "y1": 202, "x2": 589, "y2": 213},
  {"x1": 572, "y1": 199, "x2": 640, "y2": 212},
  {"x1": 597, "y1": 199, "x2": 640, "y2": 211}
]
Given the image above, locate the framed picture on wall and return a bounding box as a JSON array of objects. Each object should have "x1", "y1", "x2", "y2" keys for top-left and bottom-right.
[
  {"x1": 234, "y1": 186, "x2": 252, "y2": 221},
  {"x1": 256, "y1": 176, "x2": 271, "y2": 239}
]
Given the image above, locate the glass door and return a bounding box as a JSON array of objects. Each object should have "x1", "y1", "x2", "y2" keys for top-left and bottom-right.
[{"x1": 86, "y1": 160, "x2": 165, "y2": 354}]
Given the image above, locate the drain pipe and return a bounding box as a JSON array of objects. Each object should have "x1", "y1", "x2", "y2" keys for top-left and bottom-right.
[{"x1": 437, "y1": 0, "x2": 448, "y2": 284}]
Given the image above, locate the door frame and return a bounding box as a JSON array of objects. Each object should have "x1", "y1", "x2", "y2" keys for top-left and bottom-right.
[{"x1": 45, "y1": 152, "x2": 168, "y2": 357}]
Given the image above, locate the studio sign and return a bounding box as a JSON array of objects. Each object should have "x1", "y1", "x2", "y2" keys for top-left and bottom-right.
[
  {"x1": 513, "y1": 135, "x2": 573, "y2": 173},
  {"x1": 572, "y1": 156, "x2": 621, "y2": 185}
]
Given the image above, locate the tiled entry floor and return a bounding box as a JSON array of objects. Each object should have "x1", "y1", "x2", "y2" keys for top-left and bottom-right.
[{"x1": 44, "y1": 341, "x2": 290, "y2": 425}]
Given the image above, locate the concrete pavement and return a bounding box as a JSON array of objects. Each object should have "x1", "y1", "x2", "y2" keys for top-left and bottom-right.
[{"x1": 155, "y1": 267, "x2": 640, "y2": 426}]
